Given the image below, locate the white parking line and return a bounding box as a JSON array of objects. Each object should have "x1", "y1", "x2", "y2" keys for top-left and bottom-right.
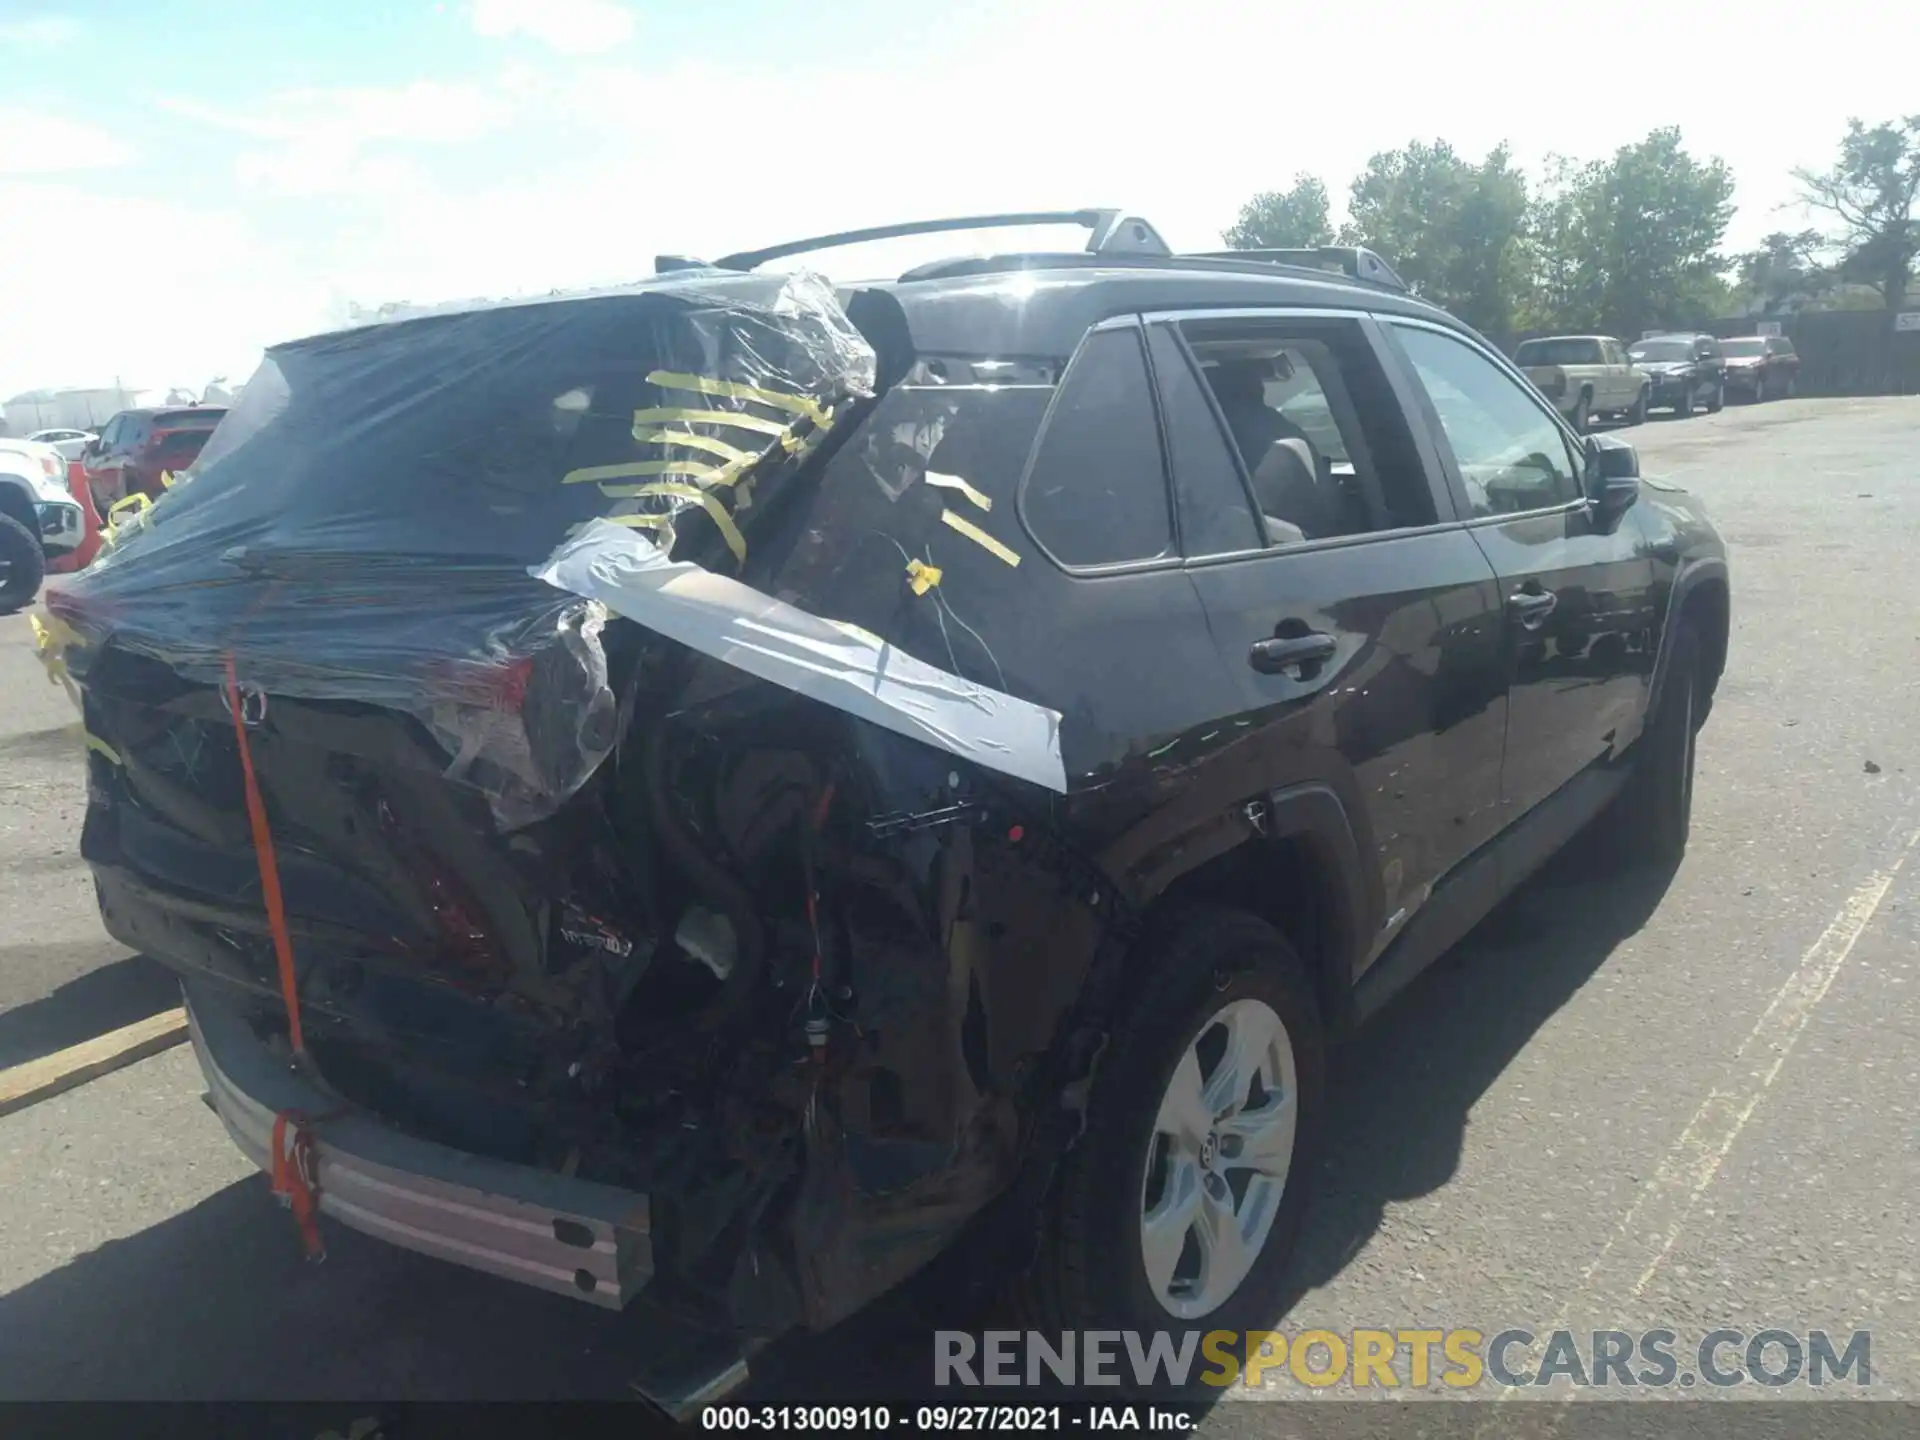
[{"x1": 1480, "y1": 816, "x2": 1919, "y2": 1414}]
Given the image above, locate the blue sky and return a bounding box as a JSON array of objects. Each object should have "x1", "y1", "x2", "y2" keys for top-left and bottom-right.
[{"x1": 2, "y1": 0, "x2": 1912, "y2": 398}]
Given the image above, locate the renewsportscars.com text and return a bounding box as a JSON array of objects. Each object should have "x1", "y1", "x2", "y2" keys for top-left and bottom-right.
[{"x1": 934, "y1": 1328, "x2": 1872, "y2": 1390}]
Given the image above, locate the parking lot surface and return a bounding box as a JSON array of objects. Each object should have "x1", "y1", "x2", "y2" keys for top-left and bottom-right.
[{"x1": 1, "y1": 398, "x2": 1916, "y2": 1414}]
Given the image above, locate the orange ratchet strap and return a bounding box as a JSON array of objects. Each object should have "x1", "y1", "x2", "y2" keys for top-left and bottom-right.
[
  {"x1": 223, "y1": 653, "x2": 306, "y2": 1056},
  {"x1": 270, "y1": 1110, "x2": 327, "y2": 1261}
]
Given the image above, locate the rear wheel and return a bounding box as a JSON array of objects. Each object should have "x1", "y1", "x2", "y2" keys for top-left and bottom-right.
[
  {"x1": 0, "y1": 511, "x2": 46, "y2": 613},
  {"x1": 1020, "y1": 909, "x2": 1324, "y2": 1351}
]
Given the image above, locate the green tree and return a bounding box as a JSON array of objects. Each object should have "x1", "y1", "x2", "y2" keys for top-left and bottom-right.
[
  {"x1": 1732, "y1": 229, "x2": 1829, "y2": 315},
  {"x1": 1223, "y1": 175, "x2": 1333, "y2": 250},
  {"x1": 1793, "y1": 116, "x2": 1920, "y2": 313},
  {"x1": 1520, "y1": 156, "x2": 1605, "y2": 332},
  {"x1": 1337, "y1": 140, "x2": 1531, "y2": 337},
  {"x1": 1580, "y1": 128, "x2": 1736, "y2": 336}
]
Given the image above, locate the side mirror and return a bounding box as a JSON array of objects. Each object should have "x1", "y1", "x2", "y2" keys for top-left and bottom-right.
[{"x1": 1585, "y1": 433, "x2": 1640, "y2": 516}]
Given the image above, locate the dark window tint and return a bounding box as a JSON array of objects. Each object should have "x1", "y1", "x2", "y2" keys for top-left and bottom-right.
[
  {"x1": 1393, "y1": 324, "x2": 1583, "y2": 516},
  {"x1": 1022, "y1": 326, "x2": 1172, "y2": 567},
  {"x1": 154, "y1": 430, "x2": 212, "y2": 463},
  {"x1": 154, "y1": 408, "x2": 224, "y2": 430},
  {"x1": 1146, "y1": 324, "x2": 1260, "y2": 557},
  {"x1": 1184, "y1": 315, "x2": 1437, "y2": 545}
]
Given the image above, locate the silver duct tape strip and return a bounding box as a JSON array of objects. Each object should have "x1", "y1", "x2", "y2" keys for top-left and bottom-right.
[{"x1": 532, "y1": 520, "x2": 1066, "y2": 794}]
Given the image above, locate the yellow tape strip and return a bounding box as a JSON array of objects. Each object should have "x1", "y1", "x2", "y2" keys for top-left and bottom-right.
[
  {"x1": 83, "y1": 731, "x2": 122, "y2": 766},
  {"x1": 646, "y1": 370, "x2": 831, "y2": 428},
  {"x1": 632, "y1": 406, "x2": 790, "y2": 439},
  {"x1": 940, "y1": 509, "x2": 1022, "y2": 567},
  {"x1": 616, "y1": 482, "x2": 747, "y2": 564},
  {"x1": 630, "y1": 427, "x2": 756, "y2": 465},
  {"x1": 562, "y1": 459, "x2": 722, "y2": 487},
  {"x1": 924, "y1": 471, "x2": 992, "y2": 512},
  {"x1": 28, "y1": 613, "x2": 82, "y2": 708},
  {"x1": 905, "y1": 558, "x2": 943, "y2": 595}
]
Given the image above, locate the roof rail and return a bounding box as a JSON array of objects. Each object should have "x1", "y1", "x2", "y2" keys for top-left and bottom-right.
[
  {"x1": 701, "y1": 210, "x2": 1173, "y2": 272},
  {"x1": 1188, "y1": 245, "x2": 1408, "y2": 292}
]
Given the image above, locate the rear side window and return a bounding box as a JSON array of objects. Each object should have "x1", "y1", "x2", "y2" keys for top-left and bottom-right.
[
  {"x1": 155, "y1": 409, "x2": 223, "y2": 430},
  {"x1": 1020, "y1": 326, "x2": 1173, "y2": 568}
]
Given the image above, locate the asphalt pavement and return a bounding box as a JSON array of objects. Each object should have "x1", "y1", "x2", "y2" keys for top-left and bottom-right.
[{"x1": 1, "y1": 397, "x2": 1916, "y2": 1420}]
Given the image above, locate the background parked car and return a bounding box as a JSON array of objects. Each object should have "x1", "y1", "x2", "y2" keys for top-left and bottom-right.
[
  {"x1": 0, "y1": 438, "x2": 86, "y2": 610},
  {"x1": 1513, "y1": 335, "x2": 1650, "y2": 430},
  {"x1": 27, "y1": 428, "x2": 98, "y2": 462},
  {"x1": 1626, "y1": 333, "x2": 1725, "y2": 417},
  {"x1": 1721, "y1": 335, "x2": 1800, "y2": 401},
  {"x1": 81, "y1": 405, "x2": 227, "y2": 507}
]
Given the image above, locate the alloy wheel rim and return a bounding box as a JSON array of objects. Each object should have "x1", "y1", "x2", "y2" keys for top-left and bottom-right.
[{"x1": 1139, "y1": 996, "x2": 1298, "y2": 1319}]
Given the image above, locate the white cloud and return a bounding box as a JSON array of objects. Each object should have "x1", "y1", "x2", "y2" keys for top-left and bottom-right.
[
  {"x1": 470, "y1": 0, "x2": 634, "y2": 56},
  {"x1": 166, "y1": 81, "x2": 508, "y2": 197},
  {"x1": 0, "y1": 109, "x2": 132, "y2": 174},
  {"x1": 0, "y1": 180, "x2": 331, "y2": 400},
  {"x1": 0, "y1": 16, "x2": 81, "y2": 50}
]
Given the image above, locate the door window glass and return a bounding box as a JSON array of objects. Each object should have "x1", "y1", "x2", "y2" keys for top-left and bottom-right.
[{"x1": 1393, "y1": 325, "x2": 1584, "y2": 517}]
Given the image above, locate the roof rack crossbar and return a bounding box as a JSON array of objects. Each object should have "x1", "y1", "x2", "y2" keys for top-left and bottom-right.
[
  {"x1": 1188, "y1": 245, "x2": 1409, "y2": 292},
  {"x1": 710, "y1": 209, "x2": 1172, "y2": 271}
]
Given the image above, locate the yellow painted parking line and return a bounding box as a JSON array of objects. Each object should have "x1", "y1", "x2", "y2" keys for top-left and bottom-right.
[{"x1": 0, "y1": 1007, "x2": 188, "y2": 1120}]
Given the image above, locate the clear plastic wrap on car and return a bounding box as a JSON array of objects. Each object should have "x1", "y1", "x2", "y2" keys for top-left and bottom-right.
[{"x1": 53, "y1": 270, "x2": 876, "y2": 828}]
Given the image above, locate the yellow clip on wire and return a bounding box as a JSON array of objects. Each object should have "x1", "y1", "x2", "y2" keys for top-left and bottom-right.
[
  {"x1": 646, "y1": 370, "x2": 832, "y2": 429},
  {"x1": 939, "y1": 509, "x2": 1022, "y2": 567},
  {"x1": 905, "y1": 558, "x2": 943, "y2": 596}
]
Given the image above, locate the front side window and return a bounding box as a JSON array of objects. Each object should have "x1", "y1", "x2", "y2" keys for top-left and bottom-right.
[
  {"x1": 1392, "y1": 325, "x2": 1584, "y2": 517},
  {"x1": 1021, "y1": 326, "x2": 1173, "y2": 568}
]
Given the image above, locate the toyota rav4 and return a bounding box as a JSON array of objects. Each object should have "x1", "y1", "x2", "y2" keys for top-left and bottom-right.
[{"x1": 42, "y1": 211, "x2": 1728, "y2": 1413}]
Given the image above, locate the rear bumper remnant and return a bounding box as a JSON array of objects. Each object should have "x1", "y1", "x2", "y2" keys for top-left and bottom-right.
[{"x1": 185, "y1": 981, "x2": 653, "y2": 1309}]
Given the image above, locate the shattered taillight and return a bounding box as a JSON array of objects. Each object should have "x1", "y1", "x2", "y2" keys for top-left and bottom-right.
[
  {"x1": 427, "y1": 654, "x2": 535, "y2": 713},
  {"x1": 374, "y1": 797, "x2": 507, "y2": 983}
]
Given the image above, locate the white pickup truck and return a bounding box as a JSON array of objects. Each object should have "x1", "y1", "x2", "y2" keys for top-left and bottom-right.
[{"x1": 1513, "y1": 334, "x2": 1650, "y2": 431}]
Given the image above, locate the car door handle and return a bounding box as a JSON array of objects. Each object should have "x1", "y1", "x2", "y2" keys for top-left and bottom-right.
[
  {"x1": 1249, "y1": 632, "x2": 1337, "y2": 676},
  {"x1": 1507, "y1": 589, "x2": 1558, "y2": 628}
]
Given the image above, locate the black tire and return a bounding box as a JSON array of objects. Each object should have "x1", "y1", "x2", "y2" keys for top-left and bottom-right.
[
  {"x1": 1603, "y1": 620, "x2": 1701, "y2": 869},
  {"x1": 1570, "y1": 393, "x2": 1591, "y2": 434},
  {"x1": 1628, "y1": 387, "x2": 1649, "y2": 426},
  {"x1": 1019, "y1": 908, "x2": 1325, "y2": 1371},
  {"x1": 1706, "y1": 378, "x2": 1724, "y2": 414},
  {"x1": 0, "y1": 511, "x2": 46, "y2": 613}
]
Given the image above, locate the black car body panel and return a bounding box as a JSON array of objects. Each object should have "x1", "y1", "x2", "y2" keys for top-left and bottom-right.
[{"x1": 48, "y1": 241, "x2": 1729, "y2": 1347}]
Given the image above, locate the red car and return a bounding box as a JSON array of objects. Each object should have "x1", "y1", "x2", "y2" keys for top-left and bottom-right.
[{"x1": 81, "y1": 405, "x2": 228, "y2": 508}]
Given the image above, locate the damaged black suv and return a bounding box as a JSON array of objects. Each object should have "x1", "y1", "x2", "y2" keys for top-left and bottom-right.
[{"x1": 45, "y1": 210, "x2": 1728, "y2": 1409}]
